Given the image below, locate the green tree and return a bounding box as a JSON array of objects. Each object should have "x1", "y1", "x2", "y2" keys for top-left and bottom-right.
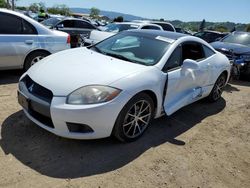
[
  {"x1": 89, "y1": 7, "x2": 100, "y2": 19},
  {"x1": 114, "y1": 16, "x2": 123, "y2": 22},
  {"x1": 199, "y1": 19, "x2": 206, "y2": 31},
  {"x1": 214, "y1": 25, "x2": 228, "y2": 32},
  {"x1": 246, "y1": 24, "x2": 250, "y2": 32},
  {"x1": 29, "y1": 3, "x2": 40, "y2": 12},
  {"x1": 0, "y1": 0, "x2": 7, "y2": 8},
  {"x1": 47, "y1": 4, "x2": 71, "y2": 16}
]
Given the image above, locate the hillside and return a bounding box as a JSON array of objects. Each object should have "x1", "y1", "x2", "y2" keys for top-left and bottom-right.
[
  {"x1": 70, "y1": 8, "x2": 249, "y2": 32},
  {"x1": 70, "y1": 8, "x2": 144, "y2": 21}
]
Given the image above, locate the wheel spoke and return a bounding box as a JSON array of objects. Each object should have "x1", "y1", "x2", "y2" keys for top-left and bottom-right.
[
  {"x1": 137, "y1": 124, "x2": 141, "y2": 133},
  {"x1": 138, "y1": 101, "x2": 144, "y2": 115},
  {"x1": 125, "y1": 122, "x2": 134, "y2": 135},
  {"x1": 139, "y1": 113, "x2": 151, "y2": 119},
  {"x1": 132, "y1": 123, "x2": 137, "y2": 136},
  {"x1": 139, "y1": 104, "x2": 150, "y2": 115},
  {"x1": 127, "y1": 113, "x2": 136, "y2": 118},
  {"x1": 123, "y1": 120, "x2": 134, "y2": 127},
  {"x1": 138, "y1": 118, "x2": 147, "y2": 124}
]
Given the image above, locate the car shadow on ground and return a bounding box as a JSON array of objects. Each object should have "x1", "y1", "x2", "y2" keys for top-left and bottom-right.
[
  {"x1": 0, "y1": 70, "x2": 23, "y2": 85},
  {"x1": 0, "y1": 98, "x2": 226, "y2": 179}
]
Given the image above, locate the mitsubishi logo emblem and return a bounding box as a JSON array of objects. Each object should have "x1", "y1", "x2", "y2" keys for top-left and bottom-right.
[{"x1": 28, "y1": 84, "x2": 34, "y2": 92}]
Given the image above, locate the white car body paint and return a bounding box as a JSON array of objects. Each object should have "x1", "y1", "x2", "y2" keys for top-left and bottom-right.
[
  {"x1": 84, "y1": 22, "x2": 163, "y2": 45},
  {"x1": 18, "y1": 30, "x2": 231, "y2": 139}
]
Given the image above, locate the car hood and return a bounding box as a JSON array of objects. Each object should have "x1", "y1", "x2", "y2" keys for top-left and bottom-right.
[
  {"x1": 26, "y1": 48, "x2": 147, "y2": 96},
  {"x1": 211, "y1": 41, "x2": 250, "y2": 55}
]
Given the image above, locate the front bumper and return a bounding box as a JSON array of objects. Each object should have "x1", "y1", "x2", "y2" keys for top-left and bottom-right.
[{"x1": 18, "y1": 78, "x2": 131, "y2": 139}]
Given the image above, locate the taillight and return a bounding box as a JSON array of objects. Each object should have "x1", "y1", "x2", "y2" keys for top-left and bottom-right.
[{"x1": 67, "y1": 35, "x2": 71, "y2": 44}]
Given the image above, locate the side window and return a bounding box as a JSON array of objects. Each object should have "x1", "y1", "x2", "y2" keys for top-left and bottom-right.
[
  {"x1": 141, "y1": 25, "x2": 161, "y2": 30},
  {"x1": 156, "y1": 23, "x2": 174, "y2": 31},
  {"x1": 0, "y1": 13, "x2": 22, "y2": 34},
  {"x1": 194, "y1": 32, "x2": 204, "y2": 38},
  {"x1": 203, "y1": 45, "x2": 215, "y2": 58},
  {"x1": 22, "y1": 19, "x2": 37, "y2": 34},
  {"x1": 61, "y1": 20, "x2": 74, "y2": 28},
  {"x1": 75, "y1": 21, "x2": 95, "y2": 29},
  {"x1": 182, "y1": 42, "x2": 205, "y2": 61},
  {"x1": 163, "y1": 46, "x2": 182, "y2": 71}
]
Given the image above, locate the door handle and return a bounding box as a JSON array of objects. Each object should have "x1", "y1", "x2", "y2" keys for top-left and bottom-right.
[{"x1": 25, "y1": 40, "x2": 34, "y2": 45}]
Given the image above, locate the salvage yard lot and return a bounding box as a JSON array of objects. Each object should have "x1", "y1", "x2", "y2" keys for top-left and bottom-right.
[{"x1": 0, "y1": 70, "x2": 249, "y2": 188}]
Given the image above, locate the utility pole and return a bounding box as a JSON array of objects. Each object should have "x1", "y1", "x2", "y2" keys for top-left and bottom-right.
[
  {"x1": 11, "y1": 0, "x2": 14, "y2": 10},
  {"x1": 6, "y1": 0, "x2": 10, "y2": 9}
]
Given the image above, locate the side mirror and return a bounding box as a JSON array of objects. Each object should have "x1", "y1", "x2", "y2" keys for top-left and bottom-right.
[
  {"x1": 182, "y1": 59, "x2": 199, "y2": 70},
  {"x1": 56, "y1": 24, "x2": 64, "y2": 29}
]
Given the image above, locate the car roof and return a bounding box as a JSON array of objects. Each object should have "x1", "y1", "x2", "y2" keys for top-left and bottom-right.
[
  {"x1": 198, "y1": 30, "x2": 224, "y2": 34},
  {"x1": 123, "y1": 29, "x2": 187, "y2": 40},
  {"x1": 232, "y1": 31, "x2": 250, "y2": 35}
]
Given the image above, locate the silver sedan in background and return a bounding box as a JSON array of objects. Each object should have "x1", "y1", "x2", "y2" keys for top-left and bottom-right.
[{"x1": 0, "y1": 9, "x2": 71, "y2": 71}]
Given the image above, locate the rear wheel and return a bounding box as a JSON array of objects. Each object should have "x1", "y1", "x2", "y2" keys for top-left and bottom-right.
[
  {"x1": 112, "y1": 93, "x2": 154, "y2": 142},
  {"x1": 207, "y1": 74, "x2": 227, "y2": 102},
  {"x1": 24, "y1": 51, "x2": 50, "y2": 71}
]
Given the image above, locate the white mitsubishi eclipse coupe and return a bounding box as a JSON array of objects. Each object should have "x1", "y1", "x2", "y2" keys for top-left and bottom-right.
[{"x1": 18, "y1": 30, "x2": 231, "y2": 142}]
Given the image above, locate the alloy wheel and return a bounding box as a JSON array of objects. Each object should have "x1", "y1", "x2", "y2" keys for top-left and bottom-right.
[
  {"x1": 212, "y1": 76, "x2": 226, "y2": 101},
  {"x1": 31, "y1": 56, "x2": 44, "y2": 66},
  {"x1": 122, "y1": 100, "x2": 152, "y2": 138}
]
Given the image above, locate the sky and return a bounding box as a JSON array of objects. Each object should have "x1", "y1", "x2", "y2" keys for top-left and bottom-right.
[{"x1": 17, "y1": 0, "x2": 250, "y2": 24}]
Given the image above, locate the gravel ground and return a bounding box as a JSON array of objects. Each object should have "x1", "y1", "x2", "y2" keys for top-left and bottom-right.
[{"x1": 0, "y1": 70, "x2": 249, "y2": 188}]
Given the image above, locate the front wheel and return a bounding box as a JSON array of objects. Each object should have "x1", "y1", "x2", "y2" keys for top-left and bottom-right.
[
  {"x1": 112, "y1": 93, "x2": 154, "y2": 142},
  {"x1": 207, "y1": 74, "x2": 227, "y2": 102},
  {"x1": 24, "y1": 51, "x2": 49, "y2": 71}
]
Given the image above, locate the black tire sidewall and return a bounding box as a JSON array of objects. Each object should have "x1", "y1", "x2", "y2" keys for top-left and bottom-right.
[
  {"x1": 208, "y1": 74, "x2": 226, "y2": 102},
  {"x1": 112, "y1": 93, "x2": 155, "y2": 142},
  {"x1": 24, "y1": 51, "x2": 49, "y2": 71}
]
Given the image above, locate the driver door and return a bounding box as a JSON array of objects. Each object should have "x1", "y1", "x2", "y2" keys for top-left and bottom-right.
[{"x1": 163, "y1": 42, "x2": 211, "y2": 115}]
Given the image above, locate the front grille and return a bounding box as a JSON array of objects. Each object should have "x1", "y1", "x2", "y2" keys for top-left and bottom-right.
[
  {"x1": 19, "y1": 75, "x2": 55, "y2": 128},
  {"x1": 28, "y1": 107, "x2": 54, "y2": 128},
  {"x1": 22, "y1": 75, "x2": 53, "y2": 103}
]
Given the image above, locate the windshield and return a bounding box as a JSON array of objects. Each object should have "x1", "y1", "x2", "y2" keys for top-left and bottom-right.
[
  {"x1": 222, "y1": 32, "x2": 250, "y2": 47},
  {"x1": 103, "y1": 23, "x2": 139, "y2": 32},
  {"x1": 91, "y1": 32, "x2": 170, "y2": 66},
  {"x1": 41, "y1": 17, "x2": 62, "y2": 27}
]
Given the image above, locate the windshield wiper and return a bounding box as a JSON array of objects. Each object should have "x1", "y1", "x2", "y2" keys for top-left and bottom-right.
[
  {"x1": 90, "y1": 46, "x2": 106, "y2": 55},
  {"x1": 105, "y1": 52, "x2": 139, "y2": 63}
]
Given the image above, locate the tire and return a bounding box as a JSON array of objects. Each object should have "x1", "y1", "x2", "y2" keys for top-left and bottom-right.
[
  {"x1": 24, "y1": 51, "x2": 49, "y2": 71},
  {"x1": 112, "y1": 93, "x2": 155, "y2": 142},
  {"x1": 207, "y1": 73, "x2": 227, "y2": 102}
]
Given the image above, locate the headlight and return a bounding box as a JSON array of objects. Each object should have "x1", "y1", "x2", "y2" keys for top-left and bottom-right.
[{"x1": 67, "y1": 85, "x2": 121, "y2": 105}]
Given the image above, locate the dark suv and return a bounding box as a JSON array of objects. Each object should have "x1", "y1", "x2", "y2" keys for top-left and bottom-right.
[
  {"x1": 211, "y1": 32, "x2": 250, "y2": 78},
  {"x1": 41, "y1": 17, "x2": 99, "y2": 47},
  {"x1": 194, "y1": 30, "x2": 228, "y2": 43}
]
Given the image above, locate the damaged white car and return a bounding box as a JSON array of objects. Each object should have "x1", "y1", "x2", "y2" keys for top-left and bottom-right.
[{"x1": 18, "y1": 30, "x2": 231, "y2": 142}]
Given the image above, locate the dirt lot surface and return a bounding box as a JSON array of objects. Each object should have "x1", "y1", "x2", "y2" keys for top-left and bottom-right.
[{"x1": 0, "y1": 70, "x2": 249, "y2": 188}]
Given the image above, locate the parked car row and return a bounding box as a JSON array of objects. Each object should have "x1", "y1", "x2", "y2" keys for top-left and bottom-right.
[
  {"x1": 211, "y1": 32, "x2": 250, "y2": 78},
  {"x1": 41, "y1": 17, "x2": 99, "y2": 48},
  {"x1": 193, "y1": 30, "x2": 228, "y2": 43}
]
